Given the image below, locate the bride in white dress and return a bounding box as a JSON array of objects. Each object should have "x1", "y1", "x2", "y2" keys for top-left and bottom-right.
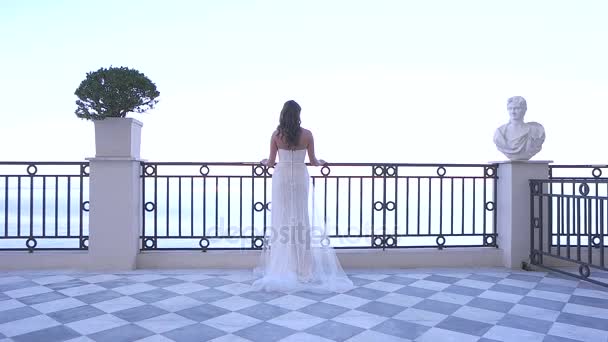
[{"x1": 253, "y1": 100, "x2": 353, "y2": 293}]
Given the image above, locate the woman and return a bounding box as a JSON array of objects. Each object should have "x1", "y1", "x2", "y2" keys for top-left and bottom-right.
[{"x1": 253, "y1": 100, "x2": 353, "y2": 293}]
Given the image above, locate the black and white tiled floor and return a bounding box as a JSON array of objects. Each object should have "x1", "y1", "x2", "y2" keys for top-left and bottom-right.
[{"x1": 1, "y1": 268, "x2": 607, "y2": 342}]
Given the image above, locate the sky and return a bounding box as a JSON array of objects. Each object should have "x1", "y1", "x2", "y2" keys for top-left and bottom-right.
[{"x1": 1, "y1": 0, "x2": 607, "y2": 164}]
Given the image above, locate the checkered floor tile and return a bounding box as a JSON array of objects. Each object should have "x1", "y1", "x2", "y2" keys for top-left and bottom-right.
[{"x1": 1, "y1": 268, "x2": 607, "y2": 341}]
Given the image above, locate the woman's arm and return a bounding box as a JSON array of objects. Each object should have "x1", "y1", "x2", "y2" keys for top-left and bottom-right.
[
  {"x1": 264, "y1": 132, "x2": 278, "y2": 167},
  {"x1": 306, "y1": 131, "x2": 325, "y2": 166}
]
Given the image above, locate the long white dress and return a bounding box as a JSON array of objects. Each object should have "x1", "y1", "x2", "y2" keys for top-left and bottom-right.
[{"x1": 253, "y1": 149, "x2": 353, "y2": 293}]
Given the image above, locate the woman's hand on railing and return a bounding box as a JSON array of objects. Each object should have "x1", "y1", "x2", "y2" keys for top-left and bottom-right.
[
  {"x1": 318, "y1": 159, "x2": 327, "y2": 166},
  {"x1": 260, "y1": 158, "x2": 275, "y2": 167}
]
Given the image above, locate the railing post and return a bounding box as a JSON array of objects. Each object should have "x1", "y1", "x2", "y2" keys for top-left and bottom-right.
[
  {"x1": 87, "y1": 118, "x2": 142, "y2": 270},
  {"x1": 495, "y1": 160, "x2": 551, "y2": 269}
]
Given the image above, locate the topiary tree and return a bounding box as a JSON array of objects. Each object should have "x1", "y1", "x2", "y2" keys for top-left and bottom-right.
[{"x1": 74, "y1": 66, "x2": 160, "y2": 120}]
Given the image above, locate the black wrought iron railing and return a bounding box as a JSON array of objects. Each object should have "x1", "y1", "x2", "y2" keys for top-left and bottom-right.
[
  {"x1": 141, "y1": 162, "x2": 498, "y2": 250},
  {"x1": 530, "y1": 176, "x2": 608, "y2": 287},
  {"x1": 548, "y1": 165, "x2": 608, "y2": 247},
  {"x1": 0, "y1": 162, "x2": 90, "y2": 251},
  {"x1": 549, "y1": 164, "x2": 608, "y2": 179}
]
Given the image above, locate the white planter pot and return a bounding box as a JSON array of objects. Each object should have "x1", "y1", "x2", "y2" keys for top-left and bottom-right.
[{"x1": 94, "y1": 117, "x2": 143, "y2": 158}]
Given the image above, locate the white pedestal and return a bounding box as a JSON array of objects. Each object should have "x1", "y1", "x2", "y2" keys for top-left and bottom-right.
[
  {"x1": 87, "y1": 158, "x2": 141, "y2": 270},
  {"x1": 495, "y1": 160, "x2": 551, "y2": 269}
]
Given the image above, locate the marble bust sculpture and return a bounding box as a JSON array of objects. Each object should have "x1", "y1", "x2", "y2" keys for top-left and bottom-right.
[{"x1": 493, "y1": 96, "x2": 545, "y2": 161}]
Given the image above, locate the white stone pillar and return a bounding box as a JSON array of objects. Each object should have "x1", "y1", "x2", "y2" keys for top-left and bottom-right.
[
  {"x1": 495, "y1": 160, "x2": 551, "y2": 269},
  {"x1": 87, "y1": 119, "x2": 143, "y2": 270}
]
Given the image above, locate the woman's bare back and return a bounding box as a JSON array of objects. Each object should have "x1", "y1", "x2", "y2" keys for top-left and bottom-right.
[
  {"x1": 273, "y1": 128, "x2": 311, "y2": 150},
  {"x1": 266, "y1": 128, "x2": 322, "y2": 166}
]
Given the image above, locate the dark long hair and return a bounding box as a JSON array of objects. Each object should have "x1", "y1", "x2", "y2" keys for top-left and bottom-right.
[{"x1": 276, "y1": 100, "x2": 302, "y2": 148}]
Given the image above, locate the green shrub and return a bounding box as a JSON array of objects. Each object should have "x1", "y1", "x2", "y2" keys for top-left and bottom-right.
[{"x1": 74, "y1": 66, "x2": 160, "y2": 120}]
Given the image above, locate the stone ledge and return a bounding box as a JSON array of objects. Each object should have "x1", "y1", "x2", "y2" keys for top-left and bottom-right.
[
  {"x1": 0, "y1": 248, "x2": 505, "y2": 270},
  {"x1": 137, "y1": 247, "x2": 504, "y2": 269}
]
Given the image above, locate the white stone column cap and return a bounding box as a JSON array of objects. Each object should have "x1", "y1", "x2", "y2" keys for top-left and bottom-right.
[
  {"x1": 86, "y1": 157, "x2": 147, "y2": 162},
  {"x1": 489, "y1": 160, "x2": 554, "y2": 165}
]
